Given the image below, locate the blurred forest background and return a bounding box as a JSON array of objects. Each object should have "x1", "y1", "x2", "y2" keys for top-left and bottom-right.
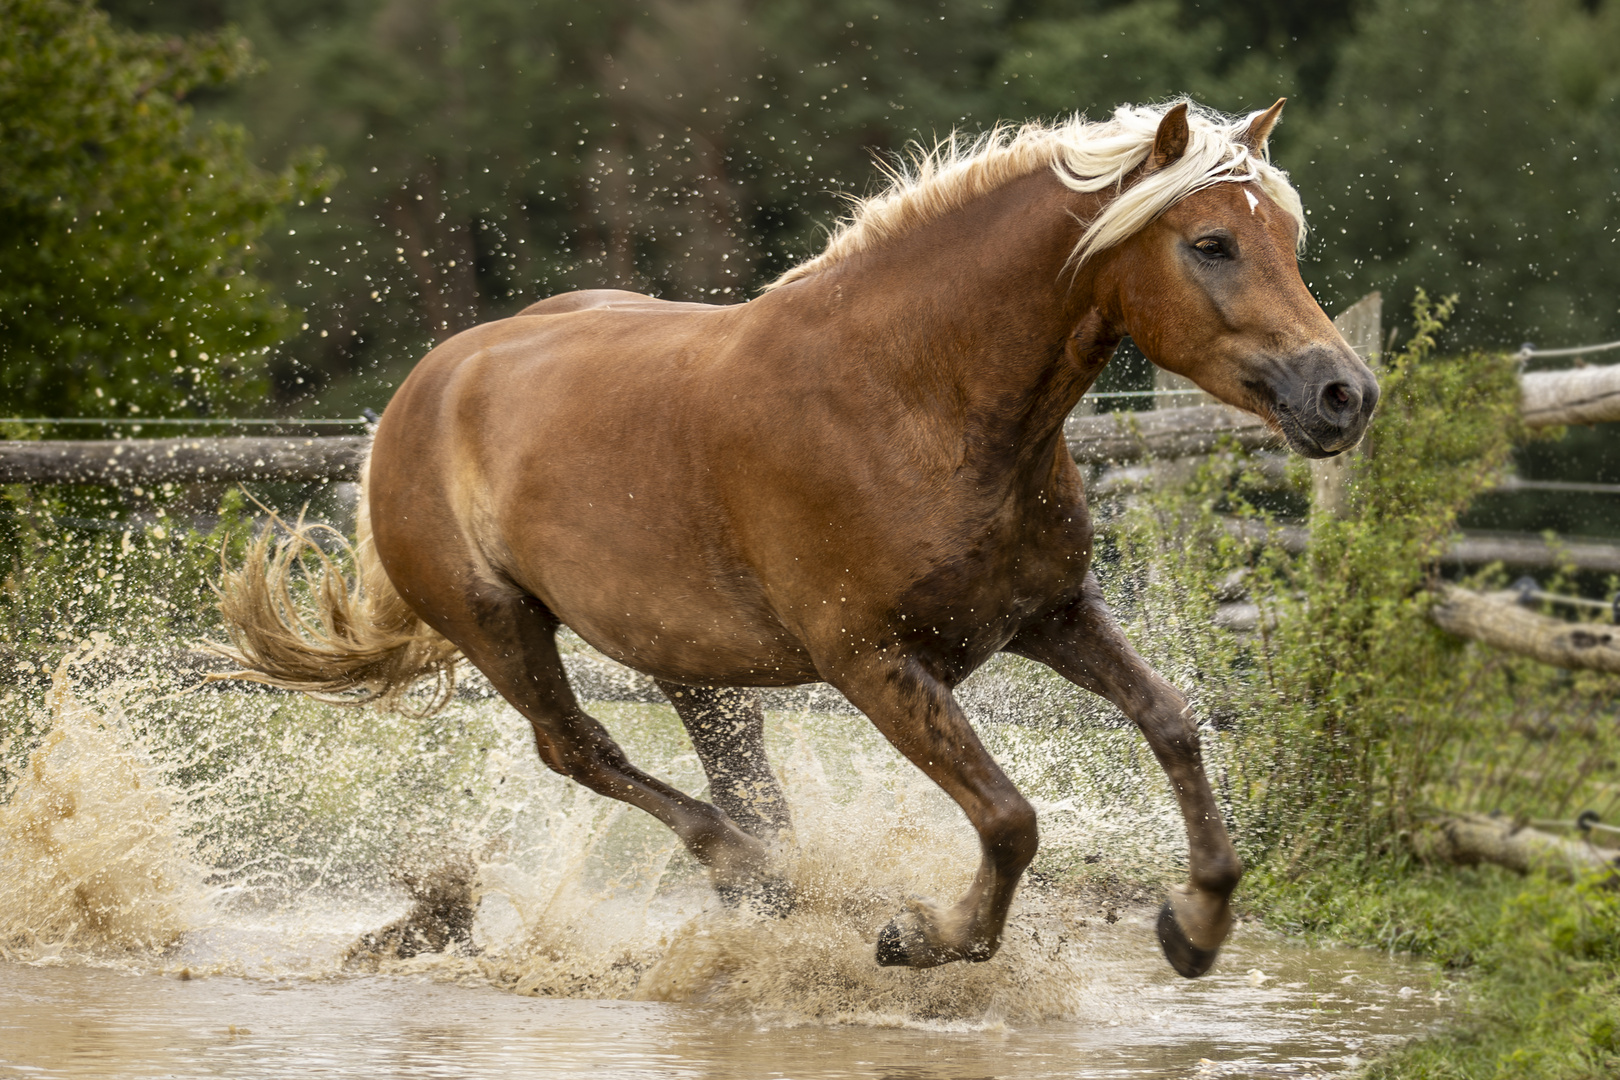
[{"x1": 7, "y1": 1, "x2": 1620, "y2": 455}]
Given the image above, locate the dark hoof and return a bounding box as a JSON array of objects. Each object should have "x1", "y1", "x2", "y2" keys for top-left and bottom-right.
[
  {"x1": 875, "y1": 920, "x2": 914, "y2": 966},
  {"x1": 1157, "y1": 900, "x2": 1220, "y2": 978},
  {"x1": 716, "y1": 877, "x2": 796, "y2": 917}
]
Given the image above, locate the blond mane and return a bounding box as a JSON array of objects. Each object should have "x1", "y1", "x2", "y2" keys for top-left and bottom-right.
[{"x1": 768, "y1": 100, "x2": 1305, "y2": 289}]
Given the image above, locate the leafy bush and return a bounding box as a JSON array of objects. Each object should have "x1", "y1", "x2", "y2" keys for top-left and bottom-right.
[
  {"x1": 0, "y1": 484, "x2": 254, "y2": 648},
  {"x1": 1104, "y1": 291, "x2": 1620, "y2": 1074},
  {"x1": 1108, "y1": 291, "x2": 1616, "y2": 865}
]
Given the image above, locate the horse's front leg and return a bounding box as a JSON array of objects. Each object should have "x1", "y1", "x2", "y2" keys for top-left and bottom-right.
[
  {"x1": 1009, "y1": 572, "x2": 1241, "y2": 978},
  {"x1": 834, "y1": 656, "x2": 1039, "y2": 968}
]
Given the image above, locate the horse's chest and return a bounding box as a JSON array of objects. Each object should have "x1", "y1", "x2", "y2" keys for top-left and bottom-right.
[{"x1": 891, "y1": 504, "x2": 1090, "y2": 670}]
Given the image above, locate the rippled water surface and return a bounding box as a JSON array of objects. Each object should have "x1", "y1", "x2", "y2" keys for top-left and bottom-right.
[{"x1": 0, "y1": 915, "x2": 1449, "y2": 1080}]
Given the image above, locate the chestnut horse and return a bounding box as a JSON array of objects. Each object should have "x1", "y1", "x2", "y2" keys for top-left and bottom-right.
[{"x1": 216, "y1": 100, "x2": 1377, "y2": 977}]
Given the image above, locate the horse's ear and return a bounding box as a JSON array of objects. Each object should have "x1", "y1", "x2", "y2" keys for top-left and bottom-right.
[
  {"x1": 1150, "y1": 103, "x2": 1190, "y2": 170},
  {"x1": 1241, "y1": 98, "x2": 1286, "y2": 155}
]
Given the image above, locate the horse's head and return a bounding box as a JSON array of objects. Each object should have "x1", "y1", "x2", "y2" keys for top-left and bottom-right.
[{"x1": 1108, "y1": 102, "x2": 1378, "y2": 458}]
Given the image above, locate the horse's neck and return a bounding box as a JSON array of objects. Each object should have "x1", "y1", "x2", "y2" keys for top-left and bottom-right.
[{"x1": 807, "y1": 170, "x2": 1115, "y2": 472}]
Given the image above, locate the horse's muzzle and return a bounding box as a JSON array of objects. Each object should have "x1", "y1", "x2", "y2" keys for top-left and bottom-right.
[{"x1": 1271, "y1": 350, "x2": 1380, "y2": 459}]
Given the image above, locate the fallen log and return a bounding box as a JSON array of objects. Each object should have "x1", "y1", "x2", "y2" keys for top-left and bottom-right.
[
  {"x1": 1430, "y1": 586, "x2": 1620, "y2": 672},
  {"x1": 1411, "y1": 812, "x2": 1620, "y2": 882},
  {"x1": 0, "y1": 436, "x2": 368, "y2": 485}
]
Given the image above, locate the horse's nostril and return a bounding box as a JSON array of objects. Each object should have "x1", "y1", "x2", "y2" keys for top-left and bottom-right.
[{"x1": 1322, "y1": 382, "x2": 1354, "y2": 416}]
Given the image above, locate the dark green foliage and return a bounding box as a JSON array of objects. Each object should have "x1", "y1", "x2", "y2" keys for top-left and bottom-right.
[
  {"x1": 1289, "y1": 0, "x2": 1620, "y2": 346},
  {"x1": 0, "y1": 0, "x2": 325, "y2": 417},
  {"x1": 72, "y1": 0, "x2": 1620, "y2": 410},
  {"x1": 199, "y1": 0, "x2": 1007, "y2": 411}
]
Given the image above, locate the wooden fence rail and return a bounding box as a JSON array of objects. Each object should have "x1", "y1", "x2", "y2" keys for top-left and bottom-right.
[
  {"x1": 1431, "y1": 587, "x2": 1620, "y2": 673},
  {"x1": 1065, "y1": 359, "x2": 1620, "y2": 467},
  {"x1": 0, "y1": 436, "x2": 368, "y2": 485},
  {"x1": 1215, "y1": 519, "x2": 1620, "y2": 574}
]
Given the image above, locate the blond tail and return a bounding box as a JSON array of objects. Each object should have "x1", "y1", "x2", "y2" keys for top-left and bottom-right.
[{"x1": 206, "y1": 464, "x2": 461, "y2": 715}]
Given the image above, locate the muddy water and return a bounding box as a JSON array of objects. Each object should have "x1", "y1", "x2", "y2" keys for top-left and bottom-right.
[
  {"x1": 1, "y1": 919, "x2": 1448, "y2": 1079},
  {"x1": 0, "y1": 648, "x2": 1451, "y2": 1077}
]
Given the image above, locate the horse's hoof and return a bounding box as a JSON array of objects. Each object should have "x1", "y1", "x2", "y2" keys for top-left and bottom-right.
[
  {"x1": 875, "y1": 919, "x2": 914, "y2": 966},
  {"x1": 1156, "y1": 900, "x2": 1220, "y2": 978}
]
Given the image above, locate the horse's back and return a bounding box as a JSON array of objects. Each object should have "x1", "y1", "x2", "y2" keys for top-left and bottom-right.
[{"x1": 515, "y1": 288, "x2": 723, "y2": 318}]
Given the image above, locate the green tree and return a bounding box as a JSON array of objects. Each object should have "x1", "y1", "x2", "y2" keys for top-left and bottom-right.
[
  {"x1": 1286, "y1": 0, "x2": 1620, "y2": 349},
  {"x1": 992, "y1": 0, "x2": 1295, "y2": 121},
  {"x1": 0, "y1": 0, "x2": 324, "y2": 418},
  {"x1": 137, "y1": 0, "x2": 1005, "y2": 413}
]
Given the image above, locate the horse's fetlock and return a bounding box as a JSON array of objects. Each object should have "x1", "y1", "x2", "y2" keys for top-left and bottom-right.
[{"x1": 1195, "y1": 851, "x2": 1244, "y2": 896}]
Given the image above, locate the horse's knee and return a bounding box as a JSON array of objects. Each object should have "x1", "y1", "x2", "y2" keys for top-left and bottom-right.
[
  {"x1": 983, "y1": 795, "x2": 1040, "y2": 875},
  {"x1": 541, "y1": 730, "x2": 633, "y2": 793}
]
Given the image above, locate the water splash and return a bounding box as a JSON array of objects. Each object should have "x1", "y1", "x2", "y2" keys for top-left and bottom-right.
[
  {"x1": 0, "y1": 647, "x2": 1185, "y2": 1027},
  {"x1": 0, "y1": 643, "x2": 204, "y2": 961}
]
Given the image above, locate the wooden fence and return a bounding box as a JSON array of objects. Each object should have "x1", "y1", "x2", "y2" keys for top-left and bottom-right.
[
  {"x1": 0, "y1": 436, "x2": 367, "y2": 485},
  {"x1": 4, "y1": 358, "x2": 1613, "y2": 485}
]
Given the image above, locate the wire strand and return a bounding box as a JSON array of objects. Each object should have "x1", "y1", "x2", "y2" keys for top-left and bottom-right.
[{"x1": 1085, "y1": 388, "x2": 1207, "y2": 400}]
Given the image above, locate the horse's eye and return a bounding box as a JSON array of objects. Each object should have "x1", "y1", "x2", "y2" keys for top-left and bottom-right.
[{"x1": 1193, "y1": 238, "x2": 1227, "y2": 258}]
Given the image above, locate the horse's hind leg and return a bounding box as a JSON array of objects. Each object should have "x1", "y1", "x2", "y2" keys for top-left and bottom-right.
[
  {"x1": 1008, "y1": 572, "x2": 1241, "y2": 978},
  {"x1": 656, "y1": 683, "x2": 791, "y2": 840},
  {"x1": 430, "y1": 587, "x2": 773, "y2": 896}
]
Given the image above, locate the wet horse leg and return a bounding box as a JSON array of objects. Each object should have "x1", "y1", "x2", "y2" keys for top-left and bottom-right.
[
  {"x1": 834, "y1": 658, "x2": 1039, "y2": 967},
  {"x1": 441, "y1": 589, "x2": 774, "y2": 896},
  {"x1": 655, "y1": 682, "x2": 791, "y2": 841},
  {"x1": 1009, "y1": 572, "x2": 1241, "y2": 978}
]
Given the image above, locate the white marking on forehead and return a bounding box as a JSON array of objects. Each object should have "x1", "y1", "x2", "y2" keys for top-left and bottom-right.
[{"x1": 1244, "y1": 188, "x2": 1260, "y2": 213}]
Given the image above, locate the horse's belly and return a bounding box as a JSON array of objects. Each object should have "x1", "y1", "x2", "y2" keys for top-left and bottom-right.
[
  {"x1": 551, "y1": 588, "x2": 821, "y2": 688},
  {"x1": 507, "y1": 522, "x2": 819, "y2": 687}
]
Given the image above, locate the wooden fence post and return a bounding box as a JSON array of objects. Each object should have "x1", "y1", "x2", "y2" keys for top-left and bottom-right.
[{"x1": 1311, "y1": 291, "x2": 1383, "y2": 518}]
